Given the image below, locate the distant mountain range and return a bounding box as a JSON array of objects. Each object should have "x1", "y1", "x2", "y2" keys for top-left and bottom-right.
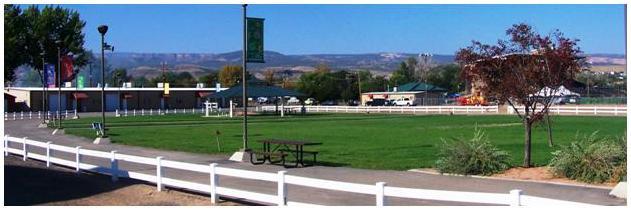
[
  {"x1": 106, "y1": 51, "x2": 458, "y2": 79},
  {"x1": 11, "y1": 51, "x2": 625, "y2": 87}
]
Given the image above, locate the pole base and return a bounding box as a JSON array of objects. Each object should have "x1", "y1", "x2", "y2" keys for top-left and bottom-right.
[
  {"x1": 38, "y1": 123, "x2": 48, "y2": 128},
  {"x1": 229, "y1": 148, "x2": 252, "y2": 162},
  {"x1": 93, "y1": 137, "x2": 111, "y2": 144},
  {"x1": 51, "y1": 128, "x2": 64, "y2": 135},
  {"x1": 609, "y1": 182, "x2": 627, "y2": 198}
]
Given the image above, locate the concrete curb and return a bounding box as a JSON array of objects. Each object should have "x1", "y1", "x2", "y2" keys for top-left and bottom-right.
[{"x1": 408, "y1": 169, "x2": 615, "y2": 190}]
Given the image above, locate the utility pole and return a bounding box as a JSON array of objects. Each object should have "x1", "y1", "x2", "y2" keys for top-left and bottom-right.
[
  {"x1": 56, "y1": 40, "x2": 63, "y2": 129},
  {"x1": 357, "y1": 71, "x2": 362, "y2": 105}
]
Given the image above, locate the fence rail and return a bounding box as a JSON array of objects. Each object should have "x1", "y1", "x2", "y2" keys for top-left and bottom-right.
[
  {"x1": 260, "y1": 105, "x2": 500, "y2": 115},
  {"x1": 3, "y1": 135, "x2": 595, "y2": 206},
  {"x1": 507, "y1": 106, "x2": 627, "y2": 116}
]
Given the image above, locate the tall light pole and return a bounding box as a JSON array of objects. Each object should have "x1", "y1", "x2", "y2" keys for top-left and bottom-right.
[
  {"x1": 98, "y1": 25, "x2": 109, "y2": 137},
  {"x1": 40, "y1": 50, "x2": 47, "y2": 124},
  {"x1": 55, "y1": 40, "x2": 63, "y2": 129},
  {"x1": 242, "y1": 4, "x2": 249, "y2": 150}
]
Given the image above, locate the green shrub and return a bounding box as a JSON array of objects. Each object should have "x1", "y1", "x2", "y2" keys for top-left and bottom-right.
[
  {"x1": 435, "y1": 128, "x2": 511, "y2": 175},
  {"x1": 549, "y1": 132, "x2": 626, "y2": 183}
]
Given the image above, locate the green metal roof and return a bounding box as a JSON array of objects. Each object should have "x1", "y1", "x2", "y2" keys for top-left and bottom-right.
[
  {"x1": 397, "y1": 82, "x2": 447, "y2": 92},
  {"x1": 209, "y1": 84, "x2": 304, "y2": 98}
]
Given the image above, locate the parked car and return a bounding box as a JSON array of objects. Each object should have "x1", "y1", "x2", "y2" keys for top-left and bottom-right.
[
  {"x1": 320, "y1": 100, "x2": 338, "y2": 106},
  {"x1": 305, "y1": 98, "x2": 317, "y2": 105},
  {"x1": 347, "y1": 100, "x2": 359, "y2": 106},
  {"x1": 385, "y1": 99, "x2": 396, "y2": 106},
  {"x1": 287, "y1": 97, "x2": 300, "y2": 104},
  {"x1": 368, "y1": 99, "x2": 386, "y2": 106},
  {"x1": 394, "y1": 98, "x2": 415, "y2": 106},
  {"x1": 257, "y1": 97, "x2": 269, "y2": 104}
]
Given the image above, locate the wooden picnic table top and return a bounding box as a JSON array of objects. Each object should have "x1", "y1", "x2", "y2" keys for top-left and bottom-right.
[{"x1": 257, "y1": 139, "x2": 322, "y2": 146}]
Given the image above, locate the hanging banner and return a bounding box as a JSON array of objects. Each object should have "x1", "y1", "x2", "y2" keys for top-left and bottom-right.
[
  {"x1": 44, "y1": 64, "x2": 56, "y2": 88},
  {"x1": 61, "y1": 55, "x2": 74, "y2": 82},
  {"x1": 164, "y1": 83, "x2": 170, "y2": 95},
  {"x1": 77, "y1": 75, "x2": 85, "y2": 89},
  {"x1": 246, "y1": 17, "x2": 265, "y2": 63}
]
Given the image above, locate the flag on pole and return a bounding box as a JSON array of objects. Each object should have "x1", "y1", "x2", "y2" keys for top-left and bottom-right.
[
  {"x1": 61, "y1": 55, "x2": 74, "y2": 82},
  {"x1": 44, "y1": 64, "x2": 56, "y2": 88},
  {"x1": 77, "y1": 75, "x2": 85, "y2": 89},
  {"x1": 246, "y1": 17, "x2": 265, "y2": 63}
]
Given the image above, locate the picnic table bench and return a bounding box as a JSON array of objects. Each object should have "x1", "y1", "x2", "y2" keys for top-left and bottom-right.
[{"x1": 250, "y1": 139, "x2": 322, "y2": 168}]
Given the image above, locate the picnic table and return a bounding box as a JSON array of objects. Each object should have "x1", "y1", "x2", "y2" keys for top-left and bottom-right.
[{"x1": 250, "y1": 139, "x2": 322, "y2": 168}]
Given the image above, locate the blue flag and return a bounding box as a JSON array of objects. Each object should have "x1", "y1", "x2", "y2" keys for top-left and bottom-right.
[{"x1": 45, "y1": 64, "x2": 55, "y2": 88}]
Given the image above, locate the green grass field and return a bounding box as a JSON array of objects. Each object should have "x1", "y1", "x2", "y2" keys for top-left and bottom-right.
[{"x1": 61, "y1": 113, "x2": 626, "y2": 170}]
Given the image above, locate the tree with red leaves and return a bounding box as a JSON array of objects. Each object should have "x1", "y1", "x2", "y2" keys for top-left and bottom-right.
[{"x1": 455, "y1": 23, "x2": 586, "y2": 167}]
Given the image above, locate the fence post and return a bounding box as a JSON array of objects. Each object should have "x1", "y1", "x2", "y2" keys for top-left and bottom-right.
[
  {"x1": 376, "y1": 182, "x2": 386, "y2": 206},
  {"x1": 614, "y1": 107, "x2": 618, "y2": 116},
  {"x1": 594, "y1": 107, "x2": 597, "y2": 115},
  {"x1": 74, "y1": 109, "x2": 78, "y2": 118},
  {"x1": 277, "y1": 171, "x2": 287, "y2": 206},
  {"x1": 20, "y1": 111, "x2": 23, "y2": 119},
  {"x1": 156, "y1": 156, "x2": 163, "y2": 191},
  {"x1": 125, "y1": 109, "x2": 128, "y2": 117},
  {"x1": 46, "y1": 141, "x2": 52, "y2": 167},
  {"x1": 29, "y1": 111, "x2": 32, "y2": 119},
  {"x1": 575, "y1": 106, "x2": 578, "y2": 115},
  {"x1": 13, "y1": 112, "x2": 16, "y2": 120},
  {"x1": 4, "y1": 135, "x2": 8, "y2": 156},
  {"x1": 22, "y1": 137, "x2": 27, "y2": 161},
  {"x1": 210, "y1": 163, "x2": 218, "y2": 203},
  {"x1": 75, "y1": 146, "x2": 82, "y2": 173},
  {"x1": 38, "y1": 111, "x2": 41, "y2": 119},
  {"x1": 509, "y1": 189, "x2": 522, "y2": 206},
  {"x1": 142, "y1": 109, "x2": 145, "y2": 116},
  {"x1": 133, "y1": 109, "x2": 136, "y2": 116},
  {"x1": 111, "y1": 151, "x2": 119, "y2": 182}
]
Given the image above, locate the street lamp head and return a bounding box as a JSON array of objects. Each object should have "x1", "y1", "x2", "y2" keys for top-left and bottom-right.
[
  {"x1": 98, "y1": 25, "x2": 109, "y2": 35},
  {"x1": 55, "y1": 40, "x2": 62, "y2": 45}
]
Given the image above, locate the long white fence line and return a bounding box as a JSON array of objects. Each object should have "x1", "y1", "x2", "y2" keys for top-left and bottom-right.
[
  {"x1": 3, "y1": 135, "x2": 595, "y2": 206},
  {"x1": 507, "y1": 106, "x2": 627, "y2": 116},
  {"x1": 3, "y1": 108, "x2": 226, "y2": 121},
  {"x1": 261, "y1": 105, "x2": 500, "y2": 115}
]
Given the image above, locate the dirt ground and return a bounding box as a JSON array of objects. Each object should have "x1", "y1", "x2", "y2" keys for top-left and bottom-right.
[
  {"x1": 491, "y1": 167, "x2": 618, "y2": 187},
  {"x1": 413, "y1": 167, "x2": 617, "y2": 188},
  {"x1": 4, "y1": 155, "x2": 239, "y2": 206}
]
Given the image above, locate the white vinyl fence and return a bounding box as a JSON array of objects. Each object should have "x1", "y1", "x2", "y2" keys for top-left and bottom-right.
[
  {"x1": 3, "y1": 135, "x2": 595, "y2": 206},
  {"x1": 3, "y1": 108, "x2": 222, "y2": 121},
  {"x1": 507, "y1": 106, "x2": 627, "y2": 116},
  {"x1": 260, "y1": 105, "x2": 500, "y2": 115}
]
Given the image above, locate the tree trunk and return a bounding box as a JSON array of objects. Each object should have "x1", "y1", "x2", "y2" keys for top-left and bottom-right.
[
  {"x1": 523, "y1": 118, "x2": 533, "y2": 168},
  {"x1": 546, "y1": 113, "x2": 554, "y2": 147}
]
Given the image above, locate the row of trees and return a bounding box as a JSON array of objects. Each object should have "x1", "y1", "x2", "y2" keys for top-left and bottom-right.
[{"x1": 294, "y1": 62, "x2": 464, "y2": 102}]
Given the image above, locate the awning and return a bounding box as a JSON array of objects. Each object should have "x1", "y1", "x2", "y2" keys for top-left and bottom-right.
[
  {"x1": 73, "y1": 92, "x2": 89, "y2": 99},
  {"x1": 197, "y1": 92, "x2": 212, "y2": 97},
  {"x1": 123, "y1": 93, "x2": 133, "y2": 99}
]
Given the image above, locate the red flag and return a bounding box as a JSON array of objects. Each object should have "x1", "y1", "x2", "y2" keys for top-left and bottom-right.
[{"x1": 61, "y1": 55, "x2": 74, "y2": 82}]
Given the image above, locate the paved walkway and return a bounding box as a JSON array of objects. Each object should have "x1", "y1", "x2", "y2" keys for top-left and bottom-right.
[{"x1": 3, "y1": 119, "x2": 626, "y2": 206}]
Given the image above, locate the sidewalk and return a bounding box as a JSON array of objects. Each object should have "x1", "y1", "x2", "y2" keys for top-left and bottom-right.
[{"x1": 3, "y1": 119, "x2": 626, "y2": 206}]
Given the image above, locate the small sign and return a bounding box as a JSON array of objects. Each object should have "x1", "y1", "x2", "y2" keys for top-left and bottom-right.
[
  {"x1": 164, "y1": 83, "x2": 170, "y2": 95},
  {"x1": 77, "y1": 75, "x2": 85, "y2": 89},
  {"x1": 246, "y1": 17, "x2": 265, "y2": 63}
]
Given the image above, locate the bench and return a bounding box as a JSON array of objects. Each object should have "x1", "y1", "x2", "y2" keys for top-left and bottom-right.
[
  {"x1": 91, "y1": 122, "x2": 104, "y2": 136},
  {"x1": 280, "y1": 149, "x2": 319, "y2": 166},
  {"x1": 249, "y1": 151, "x2": 287, "y2": 165}
]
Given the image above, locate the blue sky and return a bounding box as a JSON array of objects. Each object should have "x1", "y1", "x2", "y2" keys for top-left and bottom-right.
[{"x1": 38, "y1": 4, "x2": 627, "y2": 55}]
